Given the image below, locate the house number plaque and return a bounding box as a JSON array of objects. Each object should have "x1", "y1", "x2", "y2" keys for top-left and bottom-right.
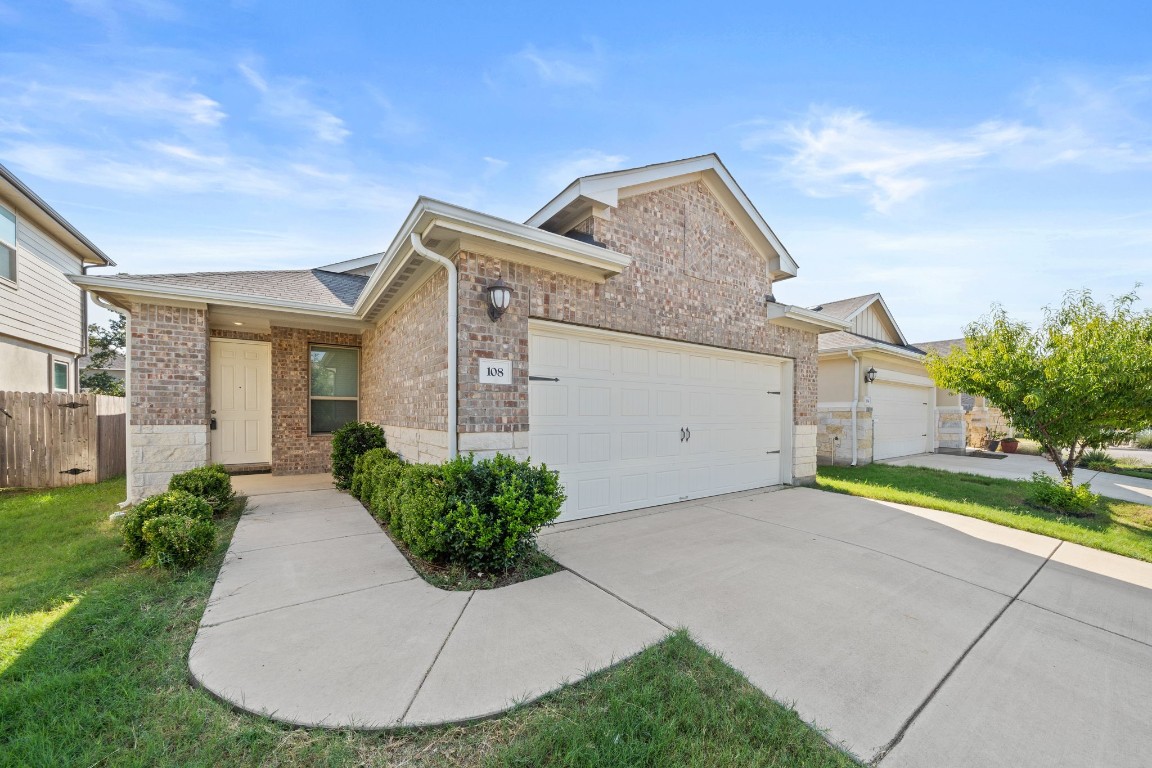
[{"x1": 478, "y1": 358, "x2": 512, "y2": 385}]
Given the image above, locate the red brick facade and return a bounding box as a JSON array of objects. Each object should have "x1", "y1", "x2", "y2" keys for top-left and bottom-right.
[{"x1": 130, "y1": 302, "x2": 209, "y2": 426}]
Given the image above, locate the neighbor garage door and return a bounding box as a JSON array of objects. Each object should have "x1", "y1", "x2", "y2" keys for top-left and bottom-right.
[
  {"x1": 528, "y1": 321, "x2": 789, "y2": 522},
  {"x1": 870, "y1": 382, "x2": 931, "y2": 461}
]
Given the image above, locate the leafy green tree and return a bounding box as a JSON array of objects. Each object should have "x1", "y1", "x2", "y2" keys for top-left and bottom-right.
[
  {"x1": 926, "y1": 289, "x2": 1152, "y2": 485},
  {"x1": 80, "y1": 316, "x2": 126, "y2": 396}
]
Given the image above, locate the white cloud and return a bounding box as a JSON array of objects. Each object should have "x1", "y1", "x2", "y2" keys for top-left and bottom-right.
[
  {"x1": 748, "y1": 76, "x2": 1152, "y2": 212},
  {"x1": 541, "y1": 149, "x2": 627, "y2": 190},
  {"x1": 238, "y1": 59, "x2": 349, "y2": 144},
  {"x1": 487, "y1": 42, "x2": 604, "y2": 90},
  {"x1": 14, "y1": 76, "x2": 225, "y2": 127}
]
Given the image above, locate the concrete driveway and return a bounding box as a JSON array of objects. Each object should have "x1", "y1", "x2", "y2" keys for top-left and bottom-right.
[
  {"x1": 883, "y1": 451, "x2": 1152, "y2": 505},
  {"x1": 540, "y1": 487, "x2": 1152, "y2": 766}
]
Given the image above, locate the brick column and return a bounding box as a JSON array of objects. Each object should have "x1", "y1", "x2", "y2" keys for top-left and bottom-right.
[{"x1": 127, "y1": 302, "x2": 210, "y2": 500}]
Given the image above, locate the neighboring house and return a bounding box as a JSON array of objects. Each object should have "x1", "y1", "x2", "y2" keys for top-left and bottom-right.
[
  {"x1": 78, "y1": 352, "x2": 126, "y2": 385},
  {"x1": 74, "y1": 154, "x2": 850, "y2": 516},
  {"x1": 811, "y1": 294, "x2": 965, "y2": 465},
  {"x1": 915, "y1": 338, "x2": 1005, "y2": 448},
  {"x1": 0, "y1": 164, "x2": 115, "y2": 393}
]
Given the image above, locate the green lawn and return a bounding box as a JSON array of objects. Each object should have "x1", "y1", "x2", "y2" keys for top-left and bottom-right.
[
  {"x1": 1, "y1": 479, "x2": 856, "y2": 768},
  {"x1": 817, "y1": 464, "x2": 1152, "y2": 562}
]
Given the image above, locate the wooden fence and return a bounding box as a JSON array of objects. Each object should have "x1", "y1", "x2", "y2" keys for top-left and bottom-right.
[{"x1": 0, "y1": 392, "x2": 126, "y2": 488}]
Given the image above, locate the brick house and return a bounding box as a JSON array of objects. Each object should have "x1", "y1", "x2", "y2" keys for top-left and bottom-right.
[{"x1": 75, "y1": 155, "x2": 849, "y2": 521}]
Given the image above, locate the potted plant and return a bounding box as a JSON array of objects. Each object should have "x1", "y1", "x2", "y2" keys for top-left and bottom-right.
[
  {"x1": 1000, "y1": 434, "x2": 1020, "y2": 453},
  {"x1": 984, "y1": 426, "x2": 1004, "y2": 452}
]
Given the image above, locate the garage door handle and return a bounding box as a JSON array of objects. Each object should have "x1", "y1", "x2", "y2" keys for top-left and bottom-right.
[
  {"x1": 680, "y1": 428, "x2": 686, "y2": 442},
  {"x1": 529, "y1": 376, "x2": 559, "y2": 382},
  {"x1": 766, "y1": 450, "x2": 780, "y2": 454},
  {"x1": 685, "y1": 427, "x2": 691, "y2": 441}
]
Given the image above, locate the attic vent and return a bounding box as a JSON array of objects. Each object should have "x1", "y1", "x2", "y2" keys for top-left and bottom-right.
[
  {"x1": 425, "y1": 239, "x2": 441, "y2": 248},
  {"x1": 813, "y1": 305, "x2": 824, "y2": 312}
]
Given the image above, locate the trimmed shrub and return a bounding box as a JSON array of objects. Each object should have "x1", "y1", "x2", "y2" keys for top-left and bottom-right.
[
  {"x1": 142, "y1": 513, "x2": 216, "y2": 570},
  {"x1": 393, "y1": 463, "x2": 452, "y2": 561},
  {"x1": 122, "y1": 490, "x2": 213, "y2": 558},
  {"x1": 331, "y1": 421, "x2": 387, "y2": 489},
  {"x1": 440, "y1": 454, "x2": 565, "y2": 572},
  {"x1": 1027, "y1": 472, "x2": 1099, "y2": 517},
  {"x1": 168, "y1": 464, "x2": 235, "y2": 515},
  {"x1": 350, "y1": 446, "x2": 402, "y2": 503}
]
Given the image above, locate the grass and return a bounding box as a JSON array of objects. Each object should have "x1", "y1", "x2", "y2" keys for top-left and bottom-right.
[
  {"x1": 1, "y1": 478, "x2": 856, "y2": 768},
  {"x1": 817, "y1": 464, "x2": 1152, "y2": 562}
]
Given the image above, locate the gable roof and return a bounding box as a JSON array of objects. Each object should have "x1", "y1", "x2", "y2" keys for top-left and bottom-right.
[
  {"x1": 97, "y1": 269, "x2": 368, "y2": 308},
  {"x1": 810, "y1": 292, "x2": 909, "y2": 346},
  {"x1": 526, "y1": 154, "x2": 799, "y2": 281},
  {"x1": 0, "y1": 162, "x2": 114, "y2": 267}
]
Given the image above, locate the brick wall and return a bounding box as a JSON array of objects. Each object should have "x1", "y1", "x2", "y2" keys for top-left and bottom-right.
[
  {"x1": 270, "y1": 326, "x2": 361, "y2": 474},
  {"x1": 452, "y1": 180, "x2": 820, "y2": 476},
  {"x1": 127, "y1": 302, "x2": 210, "y2": 499},
  {"x1": 361, "y1": 270, "x2": 450, "y2": 462}
]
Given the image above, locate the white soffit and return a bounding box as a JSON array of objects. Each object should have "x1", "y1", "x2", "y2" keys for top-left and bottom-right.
[{"x1": 526, "y1": 154, "x2": 800, "y2": 281}]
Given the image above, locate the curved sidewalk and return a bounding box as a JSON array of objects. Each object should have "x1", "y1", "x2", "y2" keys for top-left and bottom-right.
[{"x1": 188, "y1": 474, "x2": 668, "y2": 728}]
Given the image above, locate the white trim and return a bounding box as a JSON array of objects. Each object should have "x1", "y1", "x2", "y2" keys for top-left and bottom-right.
[
  {"x1": 318, "y1": 253, "x2": 384, "y2": 273},
  {"x1": 869, "y1": 369, "x2": 934, "y2": 387},
  {"x1": 837, "y1": 294, "x2": 910, "y2": 346},
  {"x1": 766, "y1": 303, "x2": 852, "y2": 333},
  {"x1": 818, "y1": 343, "x2": 926, "y2": 362},
  {"x1": 51, "y1": 356, "x2": 70, "y2": 393},
  {"x1": 525, "y1": 154, "x2": 799, "y2": 280}
]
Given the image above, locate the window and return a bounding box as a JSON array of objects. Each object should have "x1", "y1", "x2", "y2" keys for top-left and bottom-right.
[
  {"x1": 309, "y1": 345, "x2": 358, "y2": 434},
  {"x1": 0, "y1": 205, "x2": 15, "y2": 284},
  {"x1": 53, "y1": 360, "x2": 69, "y2": 393}
]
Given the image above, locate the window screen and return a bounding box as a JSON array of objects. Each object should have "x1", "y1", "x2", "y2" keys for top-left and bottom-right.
[{"x1": 309, "y1": 346, "x2": 358, "y2": 433}]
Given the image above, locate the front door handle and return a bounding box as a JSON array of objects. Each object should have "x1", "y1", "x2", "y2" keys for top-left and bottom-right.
[{"x1": 210, "y1": 417, "x2": 217, "y2": 430}]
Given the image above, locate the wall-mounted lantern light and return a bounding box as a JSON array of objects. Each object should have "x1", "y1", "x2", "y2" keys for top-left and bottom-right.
[
  {"x1": 485, "y1": 278, "x2": 513, "y2": 322},
  {"x1": 864, "y1": 366, "x2": 877, "y2": 383}
]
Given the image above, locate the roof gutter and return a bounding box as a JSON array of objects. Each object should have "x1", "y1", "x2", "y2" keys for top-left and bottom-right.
[
  {"x1": 408, "y1": 232, "x2": 458, "y2": 460},
  {"x1": 0, "y1": 162, "x2": 114, "y2": 266},
  {"x1": 766, "y1": 303, "x2": 852, "y2": 334}
]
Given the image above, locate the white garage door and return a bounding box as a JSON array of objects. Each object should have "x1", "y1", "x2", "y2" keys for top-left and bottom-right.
[
  {"x1": 871, "y1": 382, "x2": 931, "y2": 461},
  {"x1": 528, "y1": 322, "x2": 789, "y2": 522}
]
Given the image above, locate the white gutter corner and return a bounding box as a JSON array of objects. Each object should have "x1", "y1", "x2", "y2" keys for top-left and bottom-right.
[{"x1": 408, "y1": 233, "x2": 458, "y2": 460}]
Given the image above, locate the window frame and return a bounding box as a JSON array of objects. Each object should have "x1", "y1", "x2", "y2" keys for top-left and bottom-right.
[
  {"x1": 0, "y1": 203, "x2": 17, "y2": 288},
  {"x1": 308, "y1": 344, "x2": 360, "y2": 435},
  {"x1": 52, "y1": 358, "x2": 70, "y2": 393}
]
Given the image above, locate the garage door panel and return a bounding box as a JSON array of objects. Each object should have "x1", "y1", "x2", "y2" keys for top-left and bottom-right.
[
  {"x1": 871, "y1": 382, "x2": 931, "y2": 461},
  {"x1": 530, "y1": 323, "x2": 788, "y2": 522}
]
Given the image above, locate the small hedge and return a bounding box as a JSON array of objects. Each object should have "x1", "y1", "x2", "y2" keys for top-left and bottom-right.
[
  {"x1": 352, "y1": 451, "x2": 566, "y2": 573},
  {"x1": 1028, "y1": 472, "x2": 1100, "y2": 517},
  {"x1": 122, "y1": 490, "x2": 213, "y2": 559},
  {"x1": 142, "y1": 513, "x2": 216, "y2": 570},
  {"x1": 168, "y1": 464, "x2": 235, "y2": 515},
  {"x1": 331, "y1": 421, "x2": 388, "y2": 490}
]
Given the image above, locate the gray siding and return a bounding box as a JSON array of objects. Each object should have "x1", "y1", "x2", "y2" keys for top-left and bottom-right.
[{"x1": 0, "y1": 214, "x2": 84, "y2": 355}]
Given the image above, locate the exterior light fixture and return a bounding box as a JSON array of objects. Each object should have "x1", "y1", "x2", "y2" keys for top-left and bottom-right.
[
  {"x1": 485, "y1": 278, "x2": 513, "y2": 321},
  {"x1": 864, "y1": 366, "x2": 877, "y2": 383}
]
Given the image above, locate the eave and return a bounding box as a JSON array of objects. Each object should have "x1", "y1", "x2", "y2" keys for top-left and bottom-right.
[
  {"x1": 0, "y1": 163, "x2": 114, "y2": 267},
  {"x1": 766, "y1": 303, "x2": 852, "y2": 334}
]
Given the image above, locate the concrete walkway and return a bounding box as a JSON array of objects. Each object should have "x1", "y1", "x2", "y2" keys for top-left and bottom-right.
[
  {"x1": 884, "y1": 451, "x2": 1152, "y2": 505},
  {"x1": 192, "y1": 475, "x2": 1152, "y2": 766},
  {"x1": 188, "y1": 474, "x2": 667, "y2": 728}
]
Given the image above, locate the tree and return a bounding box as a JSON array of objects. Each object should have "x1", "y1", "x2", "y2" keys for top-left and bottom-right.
[
  {"x1": 81, "y1": 315, "x2": 126, "y2": 396},
  {"x1": 925, "y1": 289, "x2": 1152, "y2": 485}
]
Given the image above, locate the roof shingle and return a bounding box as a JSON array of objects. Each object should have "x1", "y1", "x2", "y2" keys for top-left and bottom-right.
[{"x1": 107, "y1": 269, "x2": 368, "y2": 308}]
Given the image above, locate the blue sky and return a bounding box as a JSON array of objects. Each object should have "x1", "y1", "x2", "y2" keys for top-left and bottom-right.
[{"x1": 2, "y1": 0, "x2": 1149, "y2": 341}]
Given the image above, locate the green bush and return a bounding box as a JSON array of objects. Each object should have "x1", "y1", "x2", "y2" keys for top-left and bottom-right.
[
  {"x1": 350, "y1": 446, "x2": 402, "y2": 503},
  {"x1": 122, "y1": 490, "x2": 213, "y2": 558},
  {"x1": 439, "y1": 454, "x2": 566, "y2": 572},
  {"x1": 1027, "y1": 472, "x2": 1100, "y2": 517},
  {"x1": 1134, "y1": 430, "x2": 1152, "y2": 450},
  {"x1": 168, "y1": 464, "x2": 235, "y2": 515},
  {"x1": 331, "y1": 421, "x2": 388, "y2": 490},
  {"x1": 393, "y1": 463, "x2": 452, "y2": 561},
  {"x1": 141, "y1": 513, "x2": 216, "y2": 570}
]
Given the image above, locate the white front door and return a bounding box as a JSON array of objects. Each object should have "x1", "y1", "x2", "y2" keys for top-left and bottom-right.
[
  {"x1": 210, "y1": 338, "x2": 272, "y2": 465},
  {"x1": 529, "y1": 321, "x2": 790, "y2": 522},
  {"x1": 870, "y1": 382, "x2": 931, "y2": 460}
]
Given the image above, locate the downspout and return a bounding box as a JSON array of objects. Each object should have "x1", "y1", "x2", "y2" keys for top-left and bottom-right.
[
  {"x1": 79, "y1": 264, "x2": 89, "y2": 393},
  {"x1": 846, "y1": 350, "x2": 860, "y2": 466},
  {"x1": 408, "y1": 233, "x2": 458, "y2": 459}
]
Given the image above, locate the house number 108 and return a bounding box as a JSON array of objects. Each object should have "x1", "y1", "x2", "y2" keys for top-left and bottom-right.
[{"x1": 478, "y1": 357, "x2": 512, "y2": 385}]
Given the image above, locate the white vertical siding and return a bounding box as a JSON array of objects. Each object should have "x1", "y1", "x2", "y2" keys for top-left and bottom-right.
[
  {"x1": 0, "y1": 215, "x2": 84, "y2": 355},
  {"x1": 851, "y1": 304, "x2": 900, "y2": 344}
]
